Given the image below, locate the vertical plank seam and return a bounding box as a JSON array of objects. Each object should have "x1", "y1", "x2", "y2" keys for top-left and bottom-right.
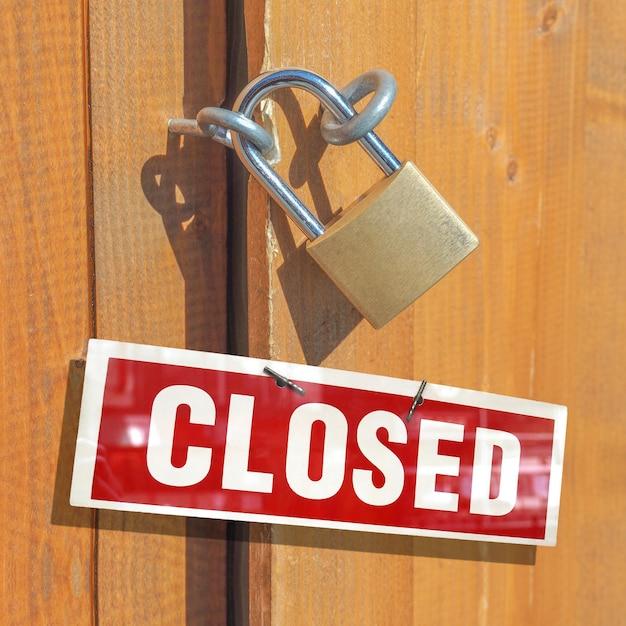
[
  {"x1": 82, "y1": 0, "x2": 97, "y2": 342},
  {"x1": 82, "y1": 0, "x2": 98, "y2": 622},
  {"x1": 242, "y1": 0, "x2": 274, "y2": 619},
  {"x1": 93, "y1": 511, "x2": 99, "y2": 626}
]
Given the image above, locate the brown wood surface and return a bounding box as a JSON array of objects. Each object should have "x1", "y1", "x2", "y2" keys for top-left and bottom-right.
[
  {"x1": 242, "y1": 0, "x2": 626, "y2": 624},
  {"x1": 89, "y1": 0, "x2": 229, "y2": 623},
  {"x1": 3, "y1": 0, "x2": 625, "y2": 623},
  {"x1": 0, "y1": 0, "x2": 94, "y2": 623}
]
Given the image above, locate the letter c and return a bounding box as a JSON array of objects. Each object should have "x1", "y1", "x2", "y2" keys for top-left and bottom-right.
[{"x1": 147, "y1": 385, "x2": 215, "y2": 487}]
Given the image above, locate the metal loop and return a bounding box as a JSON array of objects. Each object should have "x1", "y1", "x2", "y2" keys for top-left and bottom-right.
[
  {"x1": 232, "y1": 68, "x2": 401, "y2": 240},
  {"x1": 168, "y1": 108, "x2": 274, "y2": 154},
  {"x1": 320, "y1": 70, "x2": 397, "y2": 146},
  {"x1": 196, "y1": 107, "x2": 274, "y2": 153}
]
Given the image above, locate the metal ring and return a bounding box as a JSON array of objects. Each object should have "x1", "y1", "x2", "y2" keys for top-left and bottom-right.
[
  {"x1": 232, "y1": 68, "x2": 401, "y2": 240},
  {"x1": 320, "y1": 70, "x2": 397, "y2": 146},
  {"x1": 196, "y1": 107, "x2": 274, "y2": 153}
]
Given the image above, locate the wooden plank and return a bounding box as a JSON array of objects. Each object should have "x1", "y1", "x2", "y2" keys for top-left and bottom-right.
[
  {"x1": 89, "y1": 0, "x2": 228, "y2": 621},
  {"x1": 242, "y1": 0, "x2": 626, "y2": 623},
  {"x1": 0, "y1": 0, "x2": 94, "y2": 622},
  {"x1": 531, "y1": 1, "x2": 626, "y2": 623}
]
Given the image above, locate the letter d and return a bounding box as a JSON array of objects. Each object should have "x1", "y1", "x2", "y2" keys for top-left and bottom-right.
[{"x1": 470, "y1": 427, "x2": 521, "y2": 516}]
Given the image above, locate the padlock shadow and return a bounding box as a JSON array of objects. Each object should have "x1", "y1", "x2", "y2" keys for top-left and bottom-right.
[
  {"x1": 141, "y1": 134, "x2": 228, "y2": 353},
  {"x1": 275, "y1": 242, "x2": 363, "y2": 364},
  {"x1": 269, "y1": 89, "x2": 363, "y2": 364}
]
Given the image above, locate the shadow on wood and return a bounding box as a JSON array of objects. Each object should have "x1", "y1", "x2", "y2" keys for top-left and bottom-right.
[
  {"x1": 141, "y1": 134, "x2": 228, "y2": 354},
  {"x1": 270, "y1": 525, "x2": 536, "y2": 566},
  {"x1": 51, "y1": 360, "x2": 94, "y2": 530}
]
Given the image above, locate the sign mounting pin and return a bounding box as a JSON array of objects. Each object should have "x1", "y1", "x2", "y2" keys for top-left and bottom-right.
[
  {"x1": 263, "y1": 366, "x2": 306, "y2": 396},
  {"x1": 407, "y1": 380, "x2": 427, "y2": 421}
]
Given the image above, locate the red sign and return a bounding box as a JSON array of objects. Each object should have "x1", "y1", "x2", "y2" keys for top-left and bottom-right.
[{"x1": 71, "y1": 340, "x2": 566, "y2": 545}]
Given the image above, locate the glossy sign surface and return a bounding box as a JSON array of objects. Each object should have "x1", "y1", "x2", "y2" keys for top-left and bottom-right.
[{"x1": 71, "y1": 340, "x2": 566, "y2": 545}]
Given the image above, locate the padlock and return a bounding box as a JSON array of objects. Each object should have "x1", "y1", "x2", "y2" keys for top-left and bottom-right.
[{"x1": 232, "y1": 68, "x2": 479, "y2": 329}]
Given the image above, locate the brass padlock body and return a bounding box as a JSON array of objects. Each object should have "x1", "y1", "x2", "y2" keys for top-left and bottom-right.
[{"x1": 306, "y1": 162, "x2": 479, "y2": 328}]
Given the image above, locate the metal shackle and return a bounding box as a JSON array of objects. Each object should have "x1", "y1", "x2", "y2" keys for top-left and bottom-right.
[
  {"x1": 232, "y1": 68, "x2": 402, "y2": 240},
  {"x1": 320, "y1": 70, "x2": 397, "y2": 146}
]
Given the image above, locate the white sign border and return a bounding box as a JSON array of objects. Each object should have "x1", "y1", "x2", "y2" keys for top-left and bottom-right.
[{"x1": 71, "y1": 339, "x2": 567, "y2": 546}]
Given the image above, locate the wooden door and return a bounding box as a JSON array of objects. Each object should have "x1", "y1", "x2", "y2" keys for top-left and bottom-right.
[
  {"x1": 241, "y1": 0, "x2": 626, "y2": 624},
  {"x1": 2, "y1": 0, "x2": 626, "y2": 624}
]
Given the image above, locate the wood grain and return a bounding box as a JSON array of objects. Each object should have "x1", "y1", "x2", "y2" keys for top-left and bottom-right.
[
  {"x1": 0, "y1": 0, "x2": 94, "y2": 622},
  {"x1": 242, "y1": 0, "x2": 626, "y2": 624},
  {"x1": 89, "y1": 0, "x2": 228, "y2": 622}
]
